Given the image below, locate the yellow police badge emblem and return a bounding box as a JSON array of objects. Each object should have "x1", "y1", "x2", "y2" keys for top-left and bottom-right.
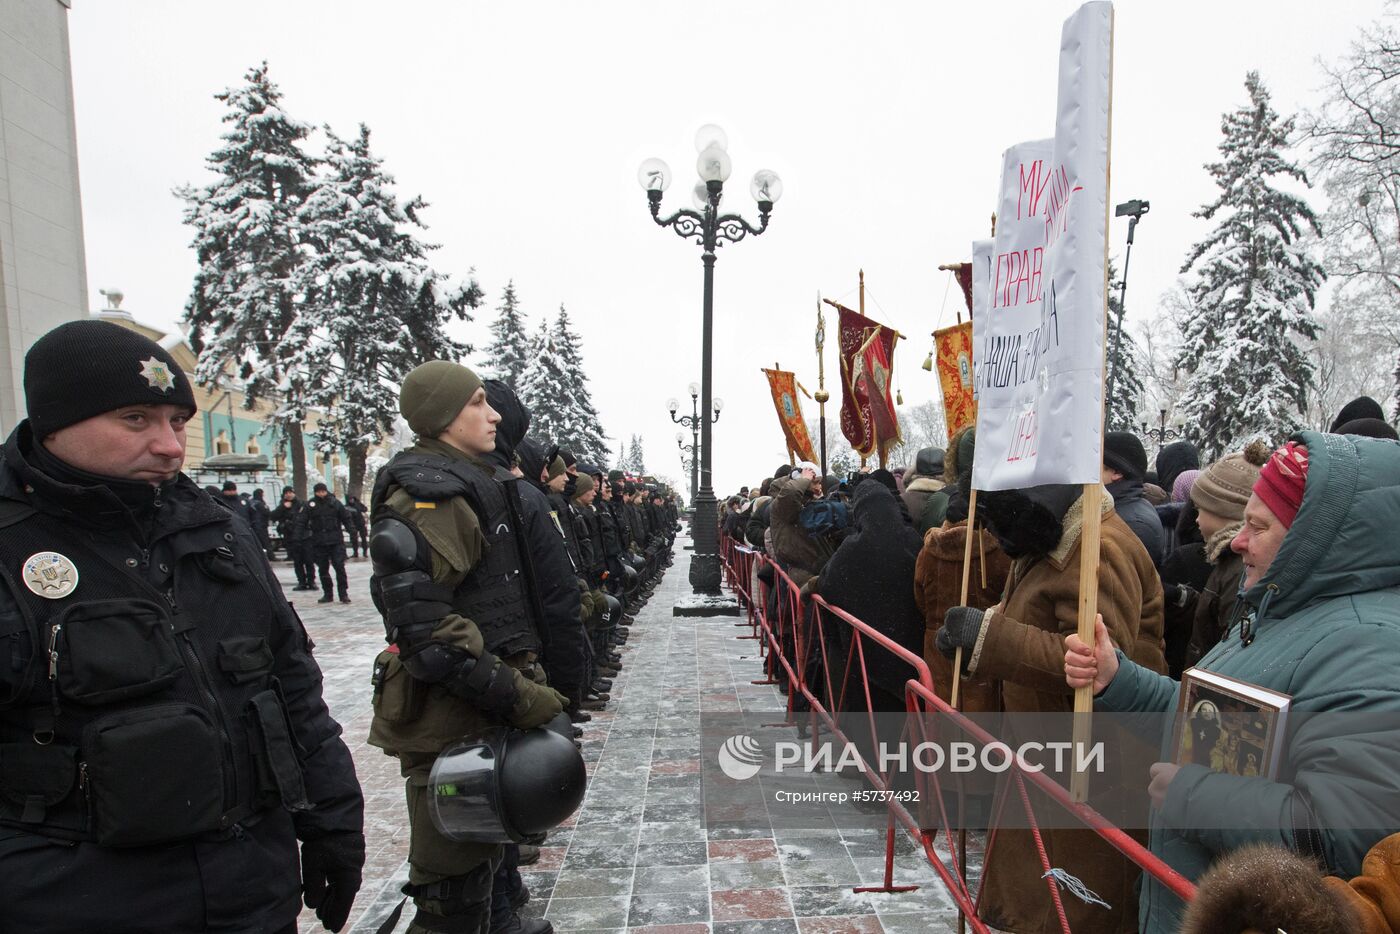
[
  {"x1": 22, "y1": 552, "x2": 79, "y2": 600},
  {"x1": 139, "y1": 356, "x2": 175, "y2": 393}
]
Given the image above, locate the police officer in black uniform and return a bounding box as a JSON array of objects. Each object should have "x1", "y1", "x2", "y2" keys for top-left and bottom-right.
[
  {"x1": 0, "y1": 320, "x2": 364, "y2": 933},
  {"x1": 249, "y1": 487, "x2": 275, "y2": 560},
  {"x1": 305, "y1": 482, "x2": 352, "y2": 604},
  {"x1": 272, "y1": 487, "x2": 316, "y2": 590}
]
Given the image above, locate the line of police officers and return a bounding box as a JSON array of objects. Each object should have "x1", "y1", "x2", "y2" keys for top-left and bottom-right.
[
  {"x1": 0, "y1": 321, "x2": 676, "y2": 934},
  {"x1": 366, "y1": 364, "x2": 677, "y2": 933}
]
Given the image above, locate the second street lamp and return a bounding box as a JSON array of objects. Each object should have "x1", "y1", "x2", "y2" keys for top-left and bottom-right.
[
  {"x1": 641, "y1": 128, "x2": 776, "y2": 596},
  {"x1": 668, "y1": 383, "x2": 719, "y2": 509},
  {"x1": 676, "y1": 432, "x2": 698, "y2": 504},
  {"x1": 1141, "y1": 408, "x2": 1184, "y2": 454}
]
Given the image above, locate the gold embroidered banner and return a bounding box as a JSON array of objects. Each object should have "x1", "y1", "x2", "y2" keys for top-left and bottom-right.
[
  {"x1": 762, "y1": 368, "x2": 817, "y2": 464},
  {"x1": 935, "y1": 320, "x2": 977, "y2": 436}
]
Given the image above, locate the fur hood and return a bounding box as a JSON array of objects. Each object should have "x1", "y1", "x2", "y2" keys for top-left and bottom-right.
[
  {"x1": 904, "y1": 476, "x2": 945, "y2": 495},
  {"x1": 1181, "y1": 842, "x2": 1355, "y2": 934},
  {"x1": 1205, "y1": 520, "x2": 1243, "y2": 564}
]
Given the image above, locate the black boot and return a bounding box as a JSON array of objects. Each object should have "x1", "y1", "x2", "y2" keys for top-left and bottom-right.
[
  {"x1": 317, "y1": 591, "x2": 333, "y2": 604},
  {"x1": 490, "y1": 913, "x2": 552, "y2": 934}
]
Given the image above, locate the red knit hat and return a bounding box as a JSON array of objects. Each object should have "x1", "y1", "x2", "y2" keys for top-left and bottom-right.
[{"x1": 1253, "y1": 441, "x2": 1309, "y2": 529}]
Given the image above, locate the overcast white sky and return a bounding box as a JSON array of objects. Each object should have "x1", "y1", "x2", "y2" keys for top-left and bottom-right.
[{"x1": 69, "y1": 0, "x2": 1385, "y2": 495}]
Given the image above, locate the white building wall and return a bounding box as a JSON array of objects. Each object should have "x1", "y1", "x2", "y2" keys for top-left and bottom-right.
[{"x1": 0, "y1": 0, "x2": 87, "y2": 433}]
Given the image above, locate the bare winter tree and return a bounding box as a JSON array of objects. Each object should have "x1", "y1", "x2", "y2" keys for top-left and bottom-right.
[
  {"x1": 1305, "y1": 16, "x2": 1400, "y2": 418},
  {"x1": 1142, "y1": 287, "x2": 1191, "y2": 425}
]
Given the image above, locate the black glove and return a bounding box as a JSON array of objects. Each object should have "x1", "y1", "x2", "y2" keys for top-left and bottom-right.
[
  {"x1": 1165, "y1": 583, "x2": 1198, "y2": 609},
  {"x1": 935, "y1": 606, "x2": 990, "y2": 674},
  {"x1": 301, "y1": 831, "x2": 365, "y2": 932}
]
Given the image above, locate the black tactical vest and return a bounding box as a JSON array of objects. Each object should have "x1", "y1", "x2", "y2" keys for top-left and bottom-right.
[
  {"x1": 0, "y1": 496, "x2": 309, "y2": 845},
  {"x1": 547, "y1": 492, "x2": 585, "y2": 576},
  {"x1": 372, "y1": 452, "x2": 540, "y2": 658},
  {"x1": 579, "y1": 506, "x2": 607, "y2": 578}
]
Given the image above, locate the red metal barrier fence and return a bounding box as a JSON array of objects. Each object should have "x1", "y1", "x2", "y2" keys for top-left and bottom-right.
[{"x1": 716, "y1": 531, "x2": 1196, "y2": 932}]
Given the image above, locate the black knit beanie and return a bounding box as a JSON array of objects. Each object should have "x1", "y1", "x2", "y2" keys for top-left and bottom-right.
[
  {"x1": 1331, "y1": 396, "x2": 1385, "y2": 432},
  {"x1": 1103, "y1": 431, "x2": 1148, "y2": 481},
  {"x1": 25, "y1": 319, "x2": 197, "y2": 437}
]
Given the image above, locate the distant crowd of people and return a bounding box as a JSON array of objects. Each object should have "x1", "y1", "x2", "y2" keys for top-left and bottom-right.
[{"x1": 719, "y1": 397, "x2": 1400, "y2": 934}]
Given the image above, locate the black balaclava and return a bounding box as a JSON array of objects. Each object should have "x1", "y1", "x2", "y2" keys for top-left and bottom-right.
[
  {"x1": 483, "y1": 379, "x2": 530, "y2": 470},
  {"x1": 517, "y1": 438, "x2": 549, "y2": 490}
]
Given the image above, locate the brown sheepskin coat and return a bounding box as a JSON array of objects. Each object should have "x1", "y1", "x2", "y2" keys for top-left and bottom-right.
[
  {"x1": 969, "y1": 490, "x2": 1166, "y2": 934},
  {"x1": 913, "y1": 520, "x2": 1010, "y2": 713}
]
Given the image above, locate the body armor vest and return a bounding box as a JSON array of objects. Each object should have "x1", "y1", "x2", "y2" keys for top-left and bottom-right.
[
  {"x1": 372, "y1": 452, "x2": 540, "y2": 659},
  {"x1": 611, "y1": 501, "x2": 635, "y2": 549},
  {"x1": 597, "y1": 505, "x2": 622, "y2": 559},
  {"x1": 579, "y1": 506, "x2": 607, "y2": 579},
  {"x1": 626, "y1": 503, "x2": 647, "y2": 546},
  {"x1": 0, "y1": 497, "x2": 307, "y2": 844},
  {"x1": 548, "y1": 492, "x2": 585, "y2": 576}
]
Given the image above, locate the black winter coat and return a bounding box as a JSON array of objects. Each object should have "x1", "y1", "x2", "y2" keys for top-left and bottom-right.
[
  {"x1": 0, "y1": 424, "x2": 362, "y2": 932},
  {"x1": 247, "y1": 495, "x2": 271, "y2": 536},
  {"x1": 745, "y1": 498, "x2": 772, "y2": 550},
  {"x1": 270, "y1": 498, "x2": 310, "y2": 543},
  {"x1": 303, "y1": 494, "x2": 351, "y2": 549},
  {"x1": 1107, "y1": 476, "x2": 1165, "y2": 567},
  {"x1": 816, "y1": 484, "x2": 925, "y2": 699},
  {"x1": 477, "y1": 378, "x2": 589, "y2": 702},
  {"x1": 516, "y1": 481, "x2": 589, "y2": 704}
]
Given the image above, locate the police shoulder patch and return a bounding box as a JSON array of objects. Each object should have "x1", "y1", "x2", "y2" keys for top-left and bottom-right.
[{"x1": 22, "y1": 551, "x2": 79, "y2": 599}]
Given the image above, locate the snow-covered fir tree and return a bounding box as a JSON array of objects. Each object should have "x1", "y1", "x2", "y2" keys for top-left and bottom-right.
[
  {"x1": 1105, "y1": 258, "x2": 1145, "y2": 430},
  {"x1": 295, "y1": 123, "x2": 481, "y2": 501},
  {"x1": 178, "y1": 62, "x2": 318, "y2": 496},
  {"x1": 517, "y1": 322, "x2": 574, "y2": 450},
  {"x1": 1174, "y1": 72, "x2": 1324, "y2": 458},
  {"x1": 622, "y1": 434, "x2": 647, "y2": 474},
  {"x1": 482, "y1": 281, "x2": 531, "y2": 390},
  {"x1": 552, "y1": 304, "x2": 610, "y2": 464}
]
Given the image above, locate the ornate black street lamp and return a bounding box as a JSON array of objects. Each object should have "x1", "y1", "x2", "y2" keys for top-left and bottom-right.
[
  {"x1": 640, "y1": 125, "x2": 780, "y2": 594},
  {"x1": 1140, "y1": 408, "x2": 1184, "y2": 453},
  {"x1": 668, "y1": 382, "x2": 720, "y2": 508}
]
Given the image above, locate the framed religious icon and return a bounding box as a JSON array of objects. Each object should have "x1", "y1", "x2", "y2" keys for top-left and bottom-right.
[{"x1": 1172, "y1": 668, "x2": 1291, "y2": 780}]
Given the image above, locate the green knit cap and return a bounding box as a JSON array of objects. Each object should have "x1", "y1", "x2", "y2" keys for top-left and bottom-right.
[
  {"x1": 400, "y1": 360, "x2": 483, "y2": 437},
  {"x1": 548, "y1": 456, "x2": 567, "y2": 480},
  {"x1": 571, "y1": 474, "x2": 596, "y2": 500}
]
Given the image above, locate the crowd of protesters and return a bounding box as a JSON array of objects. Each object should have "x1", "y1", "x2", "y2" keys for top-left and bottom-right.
[{"x1": 719, "y1": 396, "x2": 1400, "y2": 934}]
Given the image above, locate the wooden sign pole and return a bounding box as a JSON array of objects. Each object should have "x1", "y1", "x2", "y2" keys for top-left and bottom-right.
[
  {"x1": 949, "y1": 488, "x2": 979, "y2": 709},
  {"x1": 1070, "y1": 483, "x2": 1102, "y2": 802},
  {"x1": 1071, "y1": 4, "x2": 1116, "y2": 805}
]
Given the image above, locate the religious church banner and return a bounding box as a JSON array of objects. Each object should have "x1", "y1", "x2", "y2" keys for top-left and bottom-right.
[
  {"x1": 934, "y1": 321, "x2": 977, "y2": 436},
  {"x1": 971, "y1": 1, "x2": 1112, "y2": 491},
  {"x1": 837, "y1": 304, "x2": 874, "y2": 457},
  {"x1": 762, "y1": 367, "x2": 818, "y2": 464},
  {"x1": 851, "y1": 327, "x2": 902, "y2": 465}
]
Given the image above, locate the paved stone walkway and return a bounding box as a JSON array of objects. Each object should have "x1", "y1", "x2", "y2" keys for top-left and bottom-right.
[{"x1": 291, "y1": 538, "x2": 962, "y2": 934}]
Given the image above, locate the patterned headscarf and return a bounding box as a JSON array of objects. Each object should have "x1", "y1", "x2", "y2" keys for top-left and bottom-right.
[{"x1": 1254, "y1": 441, "x2": 1310, "y2": 529}]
